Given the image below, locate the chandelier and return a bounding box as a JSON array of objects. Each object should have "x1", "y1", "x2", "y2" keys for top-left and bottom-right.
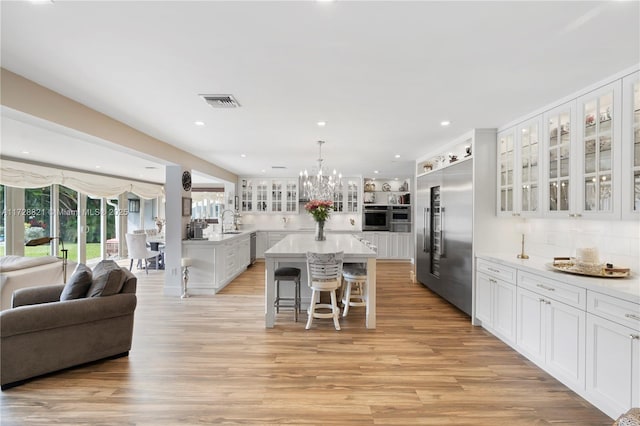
[{"x1": 300, "y1": 140, "x2": 343, "y2": 201}]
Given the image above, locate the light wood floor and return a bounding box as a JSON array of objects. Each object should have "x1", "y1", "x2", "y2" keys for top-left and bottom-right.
[{"x1": 1, "y1": 261, "x2": 612, "y2": 425}]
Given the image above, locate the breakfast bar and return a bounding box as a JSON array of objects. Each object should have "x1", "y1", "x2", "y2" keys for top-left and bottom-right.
[{"x1": 264, "y1": 233, "x2": 378, "y2": 328}]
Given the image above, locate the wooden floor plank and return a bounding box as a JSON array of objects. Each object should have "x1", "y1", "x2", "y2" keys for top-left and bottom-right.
[{"x1": 0, "y1": 261, "x2": 613, "y2": 425}]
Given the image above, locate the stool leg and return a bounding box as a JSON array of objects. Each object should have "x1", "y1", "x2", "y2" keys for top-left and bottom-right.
[
  {"x1": 306, "y1": 289, "x2": 318, "y2": 330},
  {"x1": 342, "y1": 281, "x2": 352, "y2": 317},
  {"x1": 275, "y1": 280, "x2": 280, "y2": 313},
  {"x1": 294, "y1": 279, "x2": 300, "y2": 322},
  {"x1": 330, "y1": 290, "x2": 341, "y2": 331}
]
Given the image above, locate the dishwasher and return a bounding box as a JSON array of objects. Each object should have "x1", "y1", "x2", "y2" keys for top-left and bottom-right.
[{"x1": 249, "y1": 232, "x2": 256, "y2": 265}]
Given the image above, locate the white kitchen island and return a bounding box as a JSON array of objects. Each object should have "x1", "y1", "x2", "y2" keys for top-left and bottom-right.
[{"x1": 264, "y1": 233, "x2": 378, "y2": 329}]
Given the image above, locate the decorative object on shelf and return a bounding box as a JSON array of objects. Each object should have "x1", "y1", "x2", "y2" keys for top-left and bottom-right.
[
  {"x1": 399, "y1": 182, "x2": 408, "y2": 192},
  {"x1": 25, "y1": 236, "x2": 68, "y2": 283},
  {"x1": 465, "y1": 145, "x2": 472, "y2": 157},
  {"x1": 448, "y1": 153, "x2": 458, "y2": 163},
  {"x1": 349, "y1": 217, "x2": 355, "y2": 227},
  {"x1": 423, "y1": 162, "x2": 433, "y2": 173},
  {"x1": 299, "y1": 141, "x2": 342, "y2": 201},
  {"x1": 305, "y1": 199, "x2": 333, "y2": 241},
  {"x1": 382, "y1": 183, "x2": 391, "y2": 192},
  {"x1": 364, "y1": 182, "x2": 376, "y2": 192},
  {"x1": 549, "y1": 257, "x2": 630, "y2": 278},
  {"x1": 182, "y1": 197, "x2": 192, "y2": 217}
]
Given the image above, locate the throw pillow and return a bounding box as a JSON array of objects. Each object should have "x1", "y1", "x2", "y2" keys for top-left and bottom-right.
[
  {"x1": 87, "y1": 260, "x2": 126, "y2": 297},
  {"x1": 60, "y1": 263, "x2": 93, "y2": 301}
]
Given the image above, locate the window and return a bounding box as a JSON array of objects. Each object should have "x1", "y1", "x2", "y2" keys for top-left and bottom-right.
[{"x1": 24, "y1": 187, "x2": 52, "y2": 257}]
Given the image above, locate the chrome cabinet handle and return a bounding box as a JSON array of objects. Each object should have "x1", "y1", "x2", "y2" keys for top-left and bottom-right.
[
  {"x1": 488, "y1": 267, "x2": 500, "y2": 273},
  {"x1": 423, "y1": 207, "x2": 429, "y2": 253},
  {"x1": 489, "y1": 278, "x2": 497, "y2": 284},
  {"x1": 536, "y1": 284, "x2": 556, "y2": 292},
  {"x1": 630, "y1": 335, "x2": 640, "y2": 340},
  {"x1": 440, "y1": 207, "x2": 445, "y2": 258},
  {"x1": 625, "y1": 313, "x2": 640, "y2": 321}
]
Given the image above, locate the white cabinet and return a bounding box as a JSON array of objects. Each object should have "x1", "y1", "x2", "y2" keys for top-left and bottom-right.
[
  {"x1": 622, "y1": 71, "x2": 640, "y2": 219},
  {"x1": 497, "y1": 128, "x2": 516, "y2": 215},
  {"x1": 585, "y1": 291, "x2": 640, "y2": 419},
  {"x1": 239, "y1": 178, "x2": 298, "y2": 213},
  {"x1": 516, "y1": 271, "x2": 586, "y2": 392},
  {"x1": 388, "y1": 233, "x2": 412, "y2": 260},
  {"x1": 256, "y1": 231, "x2": 267, "y2": 258},
  {"x1": 333, "y1": 178, "x2": 360, "y2": 213},
  {"x1": 475, "y1": 260, "x2": 517, "y2": 345},
  {"x1": 576, "y1": 80, "x2": 622, "y2": 219}
]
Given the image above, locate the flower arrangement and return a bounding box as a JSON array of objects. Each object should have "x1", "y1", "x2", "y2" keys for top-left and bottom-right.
[{"x1": 304, "y1": 199, "x2": 333, "y2": 222}]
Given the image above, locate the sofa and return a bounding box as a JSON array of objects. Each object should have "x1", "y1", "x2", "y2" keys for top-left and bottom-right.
[{"x1": 0, "y1": 261, "x2": 137, "y2": 389}]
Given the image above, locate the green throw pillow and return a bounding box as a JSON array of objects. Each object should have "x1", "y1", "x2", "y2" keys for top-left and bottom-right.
[{"x1": 60, "y1": 263, "x2": 93, "y2": 301}]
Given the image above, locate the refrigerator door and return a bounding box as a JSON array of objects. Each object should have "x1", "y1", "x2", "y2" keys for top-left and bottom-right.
[{"x1": 416, "y1": 170, "x2": 442, "y2": 288}]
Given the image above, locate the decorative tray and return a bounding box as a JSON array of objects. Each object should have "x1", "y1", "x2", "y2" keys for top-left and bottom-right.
[{"x1": 548, "y1": 257, "x2": 630, "y2": 278}]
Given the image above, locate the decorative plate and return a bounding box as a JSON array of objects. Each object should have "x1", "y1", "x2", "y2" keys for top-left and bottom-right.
[{"x1": 382, "y1": 183, "x2": 391, "y2": 192}]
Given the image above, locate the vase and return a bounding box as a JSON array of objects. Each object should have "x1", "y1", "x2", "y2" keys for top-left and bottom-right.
[{"x1": 315, "y1": 220, "x2": 326, "y2": 241}]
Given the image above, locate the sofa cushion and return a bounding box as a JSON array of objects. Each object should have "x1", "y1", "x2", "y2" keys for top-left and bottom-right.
[
  {"x1": 87, "y1": 260, "x2": 126, "y2": 297},
  {"x1": 59, "y1": 264, "x2": 93, "y2": 301}
]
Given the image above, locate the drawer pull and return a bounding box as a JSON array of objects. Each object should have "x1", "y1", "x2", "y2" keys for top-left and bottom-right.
[
  {"x1": 630, "y1": 335, "x2": 640, "y2": 340},
  {"x1": 536, "y1": 284, "x2": 556, "y2": 292},
  {"x1": 489, "y1": 279, "x2": 497, "y2": 284},
  {"x1": 625, "y1": 313, "x2": 640, "y2": 321},
  {"x1": 488, "y1": 268, "x2": 500, "y2": 273}
]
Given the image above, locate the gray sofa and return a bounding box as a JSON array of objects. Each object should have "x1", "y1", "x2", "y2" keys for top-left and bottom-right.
[{"x1": 0, "y1": 267, "x2": 137, "y2": 389}]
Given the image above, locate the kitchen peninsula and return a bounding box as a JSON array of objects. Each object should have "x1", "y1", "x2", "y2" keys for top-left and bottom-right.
[{"x1": 264, "y1": 233, "x2": 378, "y2": 328}]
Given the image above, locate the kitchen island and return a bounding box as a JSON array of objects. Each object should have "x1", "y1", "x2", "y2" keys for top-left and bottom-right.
[{"x1": 264, "y1": 233, "x2": 378, "y2": 328}]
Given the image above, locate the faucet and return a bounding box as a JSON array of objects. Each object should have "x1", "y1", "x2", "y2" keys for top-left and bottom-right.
[{"x1": 221, "y1": 209, "x2": 236, "y2": 233}]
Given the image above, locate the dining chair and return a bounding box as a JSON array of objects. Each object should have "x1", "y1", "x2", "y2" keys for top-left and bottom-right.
[
  {"x1": 125, "y1": 233, "x2": 160, "y2": 275},
  {"x1": 306, "y1": 251, "x2": 344, "y2": 330}
]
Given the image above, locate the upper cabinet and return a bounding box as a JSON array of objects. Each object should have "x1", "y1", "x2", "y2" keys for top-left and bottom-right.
[
  {"x1": 498, "y1": 68, "x2": 639, "y2": 220},
  {"x1": 576, "y1": 80, "x2": 622, "y2": 219},
  {"x1": 622, "y1": 71, "x2": 640, "y2": 220},
  {"x1": 240, "y1": 178, "x2": 298, "y2": 214},
  {"x1": 333, "y1": 178, "x2": 360, "y2": 213},
  {"x1": 497, "y1": 118, "x2": 542, "y2": 217}
]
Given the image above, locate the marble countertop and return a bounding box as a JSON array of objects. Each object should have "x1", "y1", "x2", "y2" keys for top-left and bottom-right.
[
  {"x1": 265, "y1": 233, "x2": 377, "y2": 258},
  {"x1": 477, "y1": 252, "x2": 640, "y2": 304}
]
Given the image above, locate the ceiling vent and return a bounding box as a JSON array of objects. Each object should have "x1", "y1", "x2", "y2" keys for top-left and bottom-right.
[
  {"x1": 199, "y1": 94, "x2": 241, "y2": 108},
  {"x1": 272, "y1": 166, "x2": 287, "y2": 170}
]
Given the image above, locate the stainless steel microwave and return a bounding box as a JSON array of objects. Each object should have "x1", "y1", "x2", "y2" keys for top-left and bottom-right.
[{"x1": 362, "y1": 205, "x2": 390, "y2": 231}]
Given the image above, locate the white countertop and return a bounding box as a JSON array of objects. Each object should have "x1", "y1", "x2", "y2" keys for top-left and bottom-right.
[
  {"x1": 265, "y1": 233, "x2": 377, "y2": 258},
  {"x1": 182, "y1": 229, "x2": 254, "y2": 244},
  {"x1": 477, "y1": 252, "x2": 640, "y2": 304}
]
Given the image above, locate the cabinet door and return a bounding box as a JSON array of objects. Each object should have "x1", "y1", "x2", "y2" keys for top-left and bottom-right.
[
  {"x1": 622, "y1": 71, "x2": 640, "y2": 219},
  {"x1": 586, "y1": 313, "x2": 640, "y2": 418},
  {"x1": 346, "y1": 179, "x2": 360, "y2": 213},
  {"x1": 285, "y1": 180, "x2": 298, "y2": 213},
  {"x1": 255, "y1": 181, "x2": 269, "y2": 212},
  {"x1": 256, "y1": 231, "x2": 267, "y2": 258},
  {"x1": 576, "y1": 80, "x2": 622, "y2": 219},
  {"x1": 543, "y1": 101, "x2": 576, "y2": 217},
  {"x1": 475, "y1": 272, "x2": 494, "y2": 326},
  {"x1": 517, "y1": 117, "x2": 542, "y2": 217},
  {"x1": 271, "y1": 181, "x2": 284, "y2": 213},
  {"x1": 497, "y1": 128, "x2": 516, "y2": 216},
  {"x1": 516, "y1": 287, "x2": 545, "y2": 364},
  {"x1": 545, "y1": 299, "x2": 586, "y2": 390},
  {"x1": 240, "y1": 179, "x2": 254, "y2": 212},
  {"x1": 494, "y1": 279, "x2": 516, "y2": 344}
]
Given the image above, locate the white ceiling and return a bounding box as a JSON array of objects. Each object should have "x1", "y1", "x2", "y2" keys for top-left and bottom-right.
[{"x1": 1, "y1": 1, "x2": 638, "y2": 183}]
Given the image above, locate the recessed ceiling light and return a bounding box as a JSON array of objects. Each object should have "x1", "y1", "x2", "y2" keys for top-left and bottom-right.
[
  {"x1": 374, "y1": 170, "x2": 379, "y2": 174},
  {"x1": 95, "y1": 165, "x2": 101, "y2": 169},
  {"x1": 440, "y1": 120, "x2": 451, "y2": 127},
  {"x1": 394, "y1": 154, "x2": 400, "y2": 159},
  {"x1": 240, "y1": 154, "x2": 246, "y2": 158},
  {"x1": 261, "y1": 169, "x2": 266, "y2": 173},
  {"x1": 394, "y1": 177, "x2": 398, "y2": 180},
  {"x1": 194, "y1": 121, "x2": 205, "y2": 126},
  {"x1": 22, "y1": 151, "x2": 30, "y2": 154},
  {"x1": 317, "y1": 121, "x2": 326, "y2": 127}
]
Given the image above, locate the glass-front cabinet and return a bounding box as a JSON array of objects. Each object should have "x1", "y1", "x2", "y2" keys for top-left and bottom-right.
[
  {"x1": 497, "y1": 129, "x2": 516, "y2": 215},
  {"x1": 240, "y1": 178, "x2": 298, "y2": 213},
  {"x1": 544, "y1": 101, "x2": 575, "y2": 216},
  {"x1": 622, "y1": 71, "x2": 640, "y2": 219},
  {"x1": 518, "y1": 118, "x2": 542, "y2": 216},
  {"x1": 345, "y1": 180, "x2": 359, "y2": 213},
  {"x1": 576, "y1": 80, "x2": 621, "y2": 219}
]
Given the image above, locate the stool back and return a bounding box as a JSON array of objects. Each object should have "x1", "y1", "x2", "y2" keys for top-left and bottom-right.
[{"x1": 306, "y1": 251, "x2": 344, "y2": 288}]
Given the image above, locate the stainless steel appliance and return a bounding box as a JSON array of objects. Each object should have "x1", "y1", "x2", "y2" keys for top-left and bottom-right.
[
  {"x1": 390, "y1": 205, "x2": 411, "y2": 232},
  {"x1": 187, "y1": 220, "x2": 209, "y2": 239},
  {"x1": 250, "y1": 232, "x2": 256, "y2": 265},
  {"x1": 362, "y1": 205, "x2": 390, "y2": 231},
  {"x1": 416, "y1": 160, "x2": 473, "y2": 315}
]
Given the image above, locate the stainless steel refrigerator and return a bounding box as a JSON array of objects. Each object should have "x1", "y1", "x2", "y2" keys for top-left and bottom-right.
[{"x1": 416, "y1": 159, "x2": 473, "y2": 316}]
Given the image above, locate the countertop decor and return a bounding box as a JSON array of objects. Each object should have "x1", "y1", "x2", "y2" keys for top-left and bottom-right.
[{"x1": 305, "y1": 199, "x2": 333, "y2": 241}]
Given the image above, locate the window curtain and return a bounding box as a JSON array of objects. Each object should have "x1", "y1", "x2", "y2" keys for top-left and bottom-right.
[{"x1": 0, "y1": 160, "x2": 164, "y2": 199}]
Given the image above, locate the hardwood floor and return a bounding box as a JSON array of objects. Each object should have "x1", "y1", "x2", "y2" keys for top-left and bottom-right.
[{"x1": 1, "y1": 261, "x2": 612, "y2": 425}]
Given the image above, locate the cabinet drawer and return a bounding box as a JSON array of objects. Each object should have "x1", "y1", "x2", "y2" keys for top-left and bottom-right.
[
  {"x1": 518, "y1": 270, "x2": 586, "y2": 310},
  {"x1": 588, "y1": 291, "x2": 640, "y2": 331},
  {"x1": 477, "y1": 259, "x2": 516, "y2": 284}
]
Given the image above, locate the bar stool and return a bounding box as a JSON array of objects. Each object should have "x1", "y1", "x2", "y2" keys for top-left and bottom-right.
[
  {"x1": 341, "y1": 241, "x2": 376, "y2": 317},
  {"x1": 274, "y1": 267, "x2": 302, "y2": 322},
  {"x1": 306, "y1": 251, "x2": 344, "y2": 330},
  {"x1": 181, "y1": 258, "x2": 192, "y2": 299}
]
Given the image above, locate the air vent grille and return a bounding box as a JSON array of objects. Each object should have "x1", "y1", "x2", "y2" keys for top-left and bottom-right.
[
  {"x1": 199, "y1": 94, "x2": 241, "y2": 108},
  {"x1": 272, "y1": 166, "x2": 287, "y2": 169}
]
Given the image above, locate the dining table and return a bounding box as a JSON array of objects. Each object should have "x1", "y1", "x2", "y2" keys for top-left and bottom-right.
[{"x1": 264, "y1": 233, "x2": 378, "y2": 328}]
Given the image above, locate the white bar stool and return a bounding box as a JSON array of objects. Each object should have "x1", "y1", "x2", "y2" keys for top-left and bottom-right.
[
  {"x1": 181, "y1": 258, "x2": 192, "y2": 299},
  {"x1": 306, "y1": 251, "x2": 344, "y2": 331},
  {"x1": 341, "y1": 264, "x2": 367, "y2": 317}
]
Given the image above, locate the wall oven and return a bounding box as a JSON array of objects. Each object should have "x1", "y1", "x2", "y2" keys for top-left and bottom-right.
[
  {"x1": 363, "y1": 205, "x2": 391, "y2": 231},
  {"x1": 390, "y1": 205, "x2": 411, "y2": 232}
]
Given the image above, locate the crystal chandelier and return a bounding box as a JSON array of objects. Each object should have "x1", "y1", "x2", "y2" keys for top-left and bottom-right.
[{"x1": 300, "y1": 140, "x2": 343, "y2": 201}]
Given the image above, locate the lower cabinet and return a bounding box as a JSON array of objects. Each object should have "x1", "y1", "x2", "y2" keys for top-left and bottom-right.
[
  {"x1": 476, "y1": 271, "x2": 517, "y2": 346},
  {"x1": 516, "y1": 286, "x2": 586, "y2": 391},
  {"x1": 363, "y1": 232, "x2": 412, "y2": 260}
]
